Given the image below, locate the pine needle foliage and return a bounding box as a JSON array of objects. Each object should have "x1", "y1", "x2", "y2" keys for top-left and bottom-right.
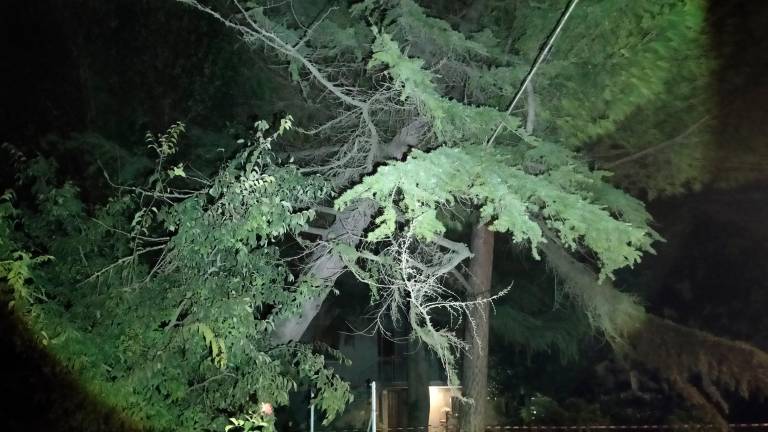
[
  {"x1": 4, "y1": 0, "x2": 760, "y2": 429},
  {"x1": 491, "y1": 273, "x2": 591, "y2": 364},
  {"x1": 627, "y1": 316, "x2": 768, "y2": 430},
  {"x1": 337, "y1": 144, "x2": 657, "y2": 281}
]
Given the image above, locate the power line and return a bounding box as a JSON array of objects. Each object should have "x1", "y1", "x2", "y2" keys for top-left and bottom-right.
[{"x1": 485, "y1": 0, "x2": 581, "y2": 148}]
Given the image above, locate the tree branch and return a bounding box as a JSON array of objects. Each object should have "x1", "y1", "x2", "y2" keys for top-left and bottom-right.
[
  {"x1": 604, "y1": 115, "x2": 710, "y2": 169},
  {"x1": 525, "y1": 80, "x2": 536, "y2": 135},
  {"x1": 79, "y1": 245, "x2": 165, "y2": 285},
  {"x1": 178, "y1": 0, "x2": 367, "y2": 109},
  {"x1": 485, "y1": 0, "x2": 580, "y2": 147},
  {"x1": 292, "y1": 6, "x2": 338, "y2": 50},
  {"x1": 300, "y1": 226, "x2": 329, "y2": 238}
]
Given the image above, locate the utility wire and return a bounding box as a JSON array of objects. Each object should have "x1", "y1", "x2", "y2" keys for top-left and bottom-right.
[{"x1": 485, "y1": 0, "x2": 581, "y2": 147}]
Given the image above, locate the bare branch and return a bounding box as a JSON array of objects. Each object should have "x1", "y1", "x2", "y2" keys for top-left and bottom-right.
[
  {"x1": 604, "y1": 115, "x2": 711, "y2": 169},
  {"x1": 79, "y1": 245, "x2": 165, "y2": 285},
  {"x1": 292, "y1": 6, "x2": 339, "y2": 50}
]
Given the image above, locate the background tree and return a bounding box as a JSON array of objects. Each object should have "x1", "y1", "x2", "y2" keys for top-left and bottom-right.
[{"x1": 3, "y1": 1, "x2": 768, "y2": 431}]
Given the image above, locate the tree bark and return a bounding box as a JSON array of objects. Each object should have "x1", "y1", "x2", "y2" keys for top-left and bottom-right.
[
  {"x1": 525, "y1": 80, "x2": 535, "y2": 135},
  {"x1": 271, "y1": 120, "x2": 428, "y2": 344},
  {"x1": 271, "y1": 199, "x2": 379, "y2": 344},
  {"x1": 461, "y1": 224, "x2": 494, "y2": 432}
]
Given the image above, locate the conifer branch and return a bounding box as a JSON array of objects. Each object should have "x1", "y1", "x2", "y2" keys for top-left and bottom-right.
[
  {"x1": 604, "y1": 115, "x2": 710, "y2": 169},
  {"x1": 485, "y1": 0, "x2": 580, "y2": 147}
]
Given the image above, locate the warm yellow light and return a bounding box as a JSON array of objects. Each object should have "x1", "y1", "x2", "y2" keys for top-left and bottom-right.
[{"x1": 427, "y1": 385, "x2": 460, "y2": 426}]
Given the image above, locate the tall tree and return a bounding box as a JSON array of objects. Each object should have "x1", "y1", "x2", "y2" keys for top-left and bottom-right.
[
  {"x1": 4, "y1": 1, "x2": 768, "y2": 431},
  {"x1": 462, "y1": 224, "x2": 494, "y2": 432}
]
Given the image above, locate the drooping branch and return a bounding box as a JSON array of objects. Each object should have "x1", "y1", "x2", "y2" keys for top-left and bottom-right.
[
  {"x1": 537, "y1": 225, "x2": 645, "y2": 346},
  {"x1": 178, "y1": 0, "x2": 388, "y2": 184},
  {"x1": 538, "y1": 223, "x2": 768, "y2": 429},
  {"x1": 604, "y1": 115, "x2": 711, "y2": 169},
  {"x1": 178, "y1": 0, "x2": 365, "y2": 109},
  {"x1": 627, "y1": 315, "x2": 768, "y2": 429}
]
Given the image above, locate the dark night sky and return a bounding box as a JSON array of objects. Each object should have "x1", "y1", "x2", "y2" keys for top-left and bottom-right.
[{"x1": 642, "y1": 0, "x2": 768, "y2": 348}]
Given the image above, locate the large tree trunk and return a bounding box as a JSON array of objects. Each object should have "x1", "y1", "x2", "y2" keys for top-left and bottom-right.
[
  {"x1": 271, "y1": 120, "x2": 427, "y2": 344},
  {"x1": 461, "y1": 224, "x2": 494, "y2": 432},
  {"x1": 271, "y1": 199, "x2": 378, "y2": 344}
]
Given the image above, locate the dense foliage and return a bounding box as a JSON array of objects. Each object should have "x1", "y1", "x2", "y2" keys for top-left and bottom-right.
[
  {"x1": 3, "y1": 0, "x2": 768, "y2": 431},
  {"x1": 3, "y1": 121, "x2": 352, "y2": 431}
]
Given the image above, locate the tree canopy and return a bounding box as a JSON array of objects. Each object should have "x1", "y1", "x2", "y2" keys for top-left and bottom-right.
[{"x1": 3, "y1": 1, "x2": 768, "y2": 431}]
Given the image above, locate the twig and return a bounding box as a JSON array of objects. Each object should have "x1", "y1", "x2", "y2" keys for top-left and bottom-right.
[
  {"x1": 79, "y1": 245, "x2": 165, "y2": 285},
  {"x1": 188, "y1": 373, "x2": 236, "y2": 391},
  {"x1": 604, "y1": 115, "x2": 710, "y2": 169},
  {"x1": 164, "y1": 296, "x2": 191, "y2": 331},
  {"x1": 293, "y1": 7, "x2": 338, "y2": 50},
  {"x1": 90, "y1": 217, "x2": 170, "y2": 242}
]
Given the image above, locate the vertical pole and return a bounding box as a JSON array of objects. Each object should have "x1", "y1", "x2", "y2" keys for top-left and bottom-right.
[
  {"x1": 310, "y1": 388, "x2": 315, "y2": 432},
  {"x1": 371, "y1": 381, "x2": 377, "y2": 432}
]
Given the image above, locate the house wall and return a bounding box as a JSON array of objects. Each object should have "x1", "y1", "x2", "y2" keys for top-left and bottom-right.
[{"x1": 334, "y1": 332, "x2": 380, "y2": 386}]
